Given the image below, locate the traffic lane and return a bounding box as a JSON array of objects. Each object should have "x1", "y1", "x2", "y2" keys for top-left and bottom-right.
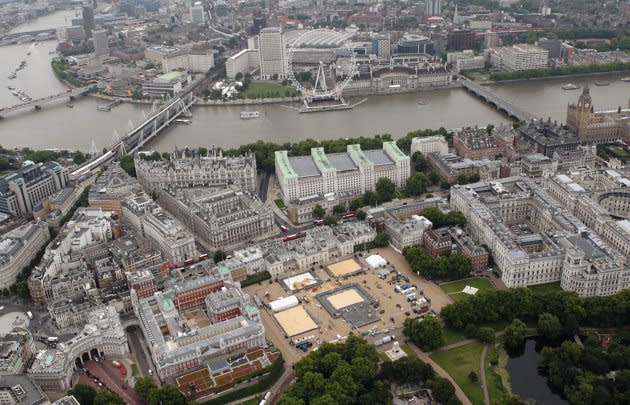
[
  {"x1": 127, "y1": 327, "x2": 155, "y2": 381},
  {"x1": 85, "y1": 360, "x2": 141, "y2": 405}
]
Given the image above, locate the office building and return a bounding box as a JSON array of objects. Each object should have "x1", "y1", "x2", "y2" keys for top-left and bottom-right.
[
  {"x1": 89, "y1": 165, "x2": 140, "y2": 215},
  {"x1": 372, "y1": 34, "x2": 391, "y2": 59},
  {"x1": 490, "y1": 44, "x2": 549, "y2": 71},
  {"x1": 518, "y1": 119, "x2": 581, "y2": 157},
  {"x1": 0, "y1": 375, "x2": 48, "y2": 404},
  {"x1": 0, "y1": 329, "x2": 34, "y2": 376},
  {"x1": 425, "y1": 0, "x2": 442, "y2": 17},
  {"x1": 427, "y1": 153, "x2": 504, "y2": 183},
  {"x1": 158, "y1": 186, "x2": 275, "y2": 250},
  {"x1": 231, "y1": 223, "x2": 375, "y2": 277},
  {"x1": 226, "y1": 49, "x2": 260, "y2": 79},
  {"x1": 28, "y1": 208, "x2": 112, "y2": 305},
  {"x1": 383, "y1": 214, "x2": 433, "y2": 251},
  {"x1": 190, "y1": 1, "x2": 205, "y2": 24},
  {"x1": 142, "y1": 71, "x2": 191, "y2": 98},
  {"x1": 454, "y1": 127, "x2": 500, "y2": 160},
  {"x1": 410, "y1": 135, "x2": 449, "y2": 156},
  {"x1": 135, "y1": 147, "x2": 257, "y2": 193},
  {"x1": 92, "y1": 29, "x2": 109, "y2": 57},
  {"x1": 258, "y1": 27, "x2": 286, "y2": 79},
  {"x1": 132, "y1": 262, "x2": 265, "y2": 379},
  {"x1": 450, "y1": 177, "x2": 630, "y2": 296},
  {"x1": 82, "y1": 6, "x2": 94, "y2": 38},
  {"x1": 395, "y1": 34, "x2": 435, "y2": 55},
  {"x1": 275, "y1": 142, "x2": 410, "y2": 202},
  {"x1": 144, "y1": 46, "x2": 216, "y2": 73},
  {"x1": 0, "y1": 222, "x2": 50, "y2": 290},
  {"x1": 122, "y1": 193, "x2": 197, "y2": 265},
  {"x1": 0, "y1": 162, "x2": 69, "y2": 217},
  {"x1": 423, "y1": 227, "x2": 452, "y2": 258},
  {"x1": 447, "y1": 30, "x2": 475, "y2": 51},
  {"x1": 449, "y1": 228, "x2": 489, "y2": 272}
]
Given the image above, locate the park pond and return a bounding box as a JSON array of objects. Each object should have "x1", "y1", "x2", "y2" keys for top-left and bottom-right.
[{"x1": 506, "y1": 339, "x2": 569, "y2": 405}]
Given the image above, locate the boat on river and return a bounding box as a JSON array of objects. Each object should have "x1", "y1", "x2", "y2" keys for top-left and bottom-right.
[
  {"x1": 240, "y1": 111, "x2": 260, "y2": 119},
  {"x1": 562, "y1": 83, "x2": 580, "y2": 90}
]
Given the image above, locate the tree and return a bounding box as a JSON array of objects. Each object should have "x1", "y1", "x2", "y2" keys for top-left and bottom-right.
[
  {"x1": 427, "y1": 377, "x2": 455, "y2": 403},
  {"x1": 235, "y1": 72, "x2": 243, "y2": 80},
  {"x1": 73, "y1": 150, "x2": 88, "y2": 165},
  {"x1": 93, "y1": 391, "x2": 124, "y2": 405},
  {"x1": 403, "y1": 317, "x2": 444, "y2": 352},
  {"x1": 120, "y1": 155, "x2": 136, "y2": 177},
  {"x1": 313, "y1": 204, "x2": 326, "y2": 219},
  {"x1": 375, "y1": 178, "x2": 396, "y2": 203},
  {"x1": 158, "y1": 384, "x2": 189, "y2": 405},
  {"x1": 411, "y1": 152, "x2": 428, "y2": 171},
  {"x1": 324, "y1": 215, "x2": 338, "y2": 226},
  {"x1": 134, "y1": 377, "x2": 159, "y2": 403},
  {"x1": 362, "y1": 191, "x2": 378, "y2": 206},
  {"x1": 161, "y1": 152, "x2": 171, "y2": 160},
  {"x1": 504, "y1": 318, "x2": 528, "y2": 351},
  {"x1": 405, "y1": 172, "x2": 428, "y2": 196},
  {"x1": 213, "y1": 250, "x2": 226, "y2": 263},
  {"x1": 468, "y1": 371, "x2": 478, "y2": 382},
  {"x1": 371, "y1": 233, "x2": 389, "y2": 248},
  {"x1": 333, "y1": 204, "x2": 345, "y2": 214},
  {"x1": 356, "y1": 210, "x2": 366, "y2": 220},
  {"x1": 68, "y1": 384, "x2": 96, "y2": 405},
  {"x1": 477, "y1": 327, "x2": 496, "y2": 344},
  {"x1": 537, "y1": 312, "x2": 563, "y2": 341},
  {"x1": 486, "y1": 124, "x2": 495, "y2": 134}
]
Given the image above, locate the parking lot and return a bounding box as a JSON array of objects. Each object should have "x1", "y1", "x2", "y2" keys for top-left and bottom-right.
[{"x1": 244, "y1": 246, "x2": 453, "y2": 364}]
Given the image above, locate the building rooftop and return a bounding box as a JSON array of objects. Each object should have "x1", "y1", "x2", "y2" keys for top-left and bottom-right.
[{"x1": 288, "y1": 156, "x2": 320, "y2": 177}]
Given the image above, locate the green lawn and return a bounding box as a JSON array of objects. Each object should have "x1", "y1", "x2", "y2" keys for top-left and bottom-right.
[
  {"x1": 274, "y1": 199, "x2": 285, "y2": 209},
  {"x1": 440, "y1": 278, "x2": 495, "y2": 301},
  {"x1": 430, "y1": 342, "x2": 486, "y2": 405},
  {"x1": 131, "y1": 363, "x2": 140, "y2": 377},
  {"x1": 528, "y1": 282, "x2": 563, "y2": 294},
  {"x1": 241, "y1": 81, "x2": 298, "y2": 99}
]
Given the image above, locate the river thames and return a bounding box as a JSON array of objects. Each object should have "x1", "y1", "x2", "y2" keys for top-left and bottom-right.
[{"x1": 1, "y1": 10, "x2": 630, "y2": 152}]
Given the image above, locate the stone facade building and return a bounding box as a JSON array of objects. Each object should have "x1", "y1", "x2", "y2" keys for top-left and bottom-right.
[
  {"x1": 158, "y1": 186, "x2": 275, "y2": 250},
  {"x1": 276, "y1": 142, "x2": 410, "y2": 202},
  {"x1": 135, "y1": 147, "x2": 257, "y2": 194},
  {"x1": 566, "y1": 86, "x2": 630, "y2": 144}
]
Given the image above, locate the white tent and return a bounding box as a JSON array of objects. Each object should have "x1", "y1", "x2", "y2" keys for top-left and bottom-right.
[
  {"x1": 366, "y1": 254, "x2": 387, "y2": 268},
  {"x1": 462, "y1": 286, "x2": 479, "y2": 296},
  {"x1": 269, "y1": 295, "x2": 299, "y2": 312}
]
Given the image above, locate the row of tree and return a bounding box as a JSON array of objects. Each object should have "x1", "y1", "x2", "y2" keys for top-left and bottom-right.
[
  {"x1": 440, "y1": 287, "x2": 630, "y2": 331},
  {"x1": 278, "y1": 335, "x2": 463, "y2": 405},
  {"x1": 403, "y1": 246, "x2": 473, "y2": 281},
  {"x1": 224, "y1": 135, "x2": 394, "y2": 173},
  {"x1": 540, "y1": 335, "x2": 630, "y2": 405}
]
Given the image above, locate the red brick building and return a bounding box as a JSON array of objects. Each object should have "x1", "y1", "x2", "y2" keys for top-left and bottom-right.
[
  {"x1": 454, "y1": 127, "x2": 500, "y2": 160},
  {"x1": 423, "y1": 228, "x2": 452, "y2": 258}
]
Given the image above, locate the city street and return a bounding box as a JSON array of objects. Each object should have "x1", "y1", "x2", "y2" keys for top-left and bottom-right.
[
  {"x1": 127, "y1": 325, "x2": 159, "y2": 384},
  {"x1": 83, "y1": 359, "x2": 142, "y2": 405}
]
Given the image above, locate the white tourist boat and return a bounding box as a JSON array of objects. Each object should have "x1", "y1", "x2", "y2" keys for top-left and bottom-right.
[{"x1": 240, "y1": 111, "x2": 260, "y2": 119}]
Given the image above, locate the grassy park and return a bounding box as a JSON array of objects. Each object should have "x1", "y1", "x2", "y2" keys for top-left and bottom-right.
[
  {"x1": 440, "y1": 277, "x2": 495, "y2": 302},
  {"x1": 430, "y1": 342, "x2": 486, "y2": 405}
]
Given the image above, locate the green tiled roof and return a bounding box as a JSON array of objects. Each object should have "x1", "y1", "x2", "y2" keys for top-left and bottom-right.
[
  {"x1": 311, "y1": 147, "x2": 336, "y2": 173},
  {"x1": 218, "y1": 264, "x2": 230, "y2": 274},
  {"x1": 347, "y1": 144, "x2": 373, "y2": 167},
  {"x1": 383, "y1": 141, "x2": 409, "y2": 161},
  {"x1": 275, "y1": 151, "x2": 298, "y2": 179}
]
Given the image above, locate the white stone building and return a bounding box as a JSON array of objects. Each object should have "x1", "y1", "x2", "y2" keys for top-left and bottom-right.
[
  {"x1": 489, "y1": 44, "x2": 549, "y2": 71},
  {"x1": 135, "y1": 147, "x2": 257, "y2": 194},
  {"x1": 28, "y1": 306, "x2": 129, "y2": 392},
  {"x1": 410, "y1": 136, "x2": 449, "y2": 156},
  {"x1": 259, "y1": 27, "x2": 286, "y2": 79},
  {"x1": 0, "y1": 222, "x2": 49, "y2": 289},
  {"x1": 226, "y1": 49, "x2": 260, "y2": 79},
  {"x1": 275, "y1": 142, "x2": 410, "y2": 202},
  {"x1": 122, "y1": 193, "x2": 197, "y2": 265}
]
